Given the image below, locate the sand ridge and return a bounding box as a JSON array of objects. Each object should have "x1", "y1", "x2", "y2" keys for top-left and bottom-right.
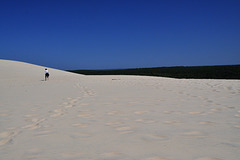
[{"x1": 0, "y1": 60, "x2": 240, "y2": 160}]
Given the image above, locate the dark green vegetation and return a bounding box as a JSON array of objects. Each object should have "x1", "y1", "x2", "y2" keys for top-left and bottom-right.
[{"x1": 67, "y1": 65, "x2": 240, "y2": 79}]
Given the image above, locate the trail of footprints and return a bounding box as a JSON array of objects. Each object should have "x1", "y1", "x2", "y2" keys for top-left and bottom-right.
[
  {"x1": 0, "y1": 86, "x2": 96, "y2": 147},
  {"x1": 1, "y1": 81, "x2": 239, "y2": 160}
]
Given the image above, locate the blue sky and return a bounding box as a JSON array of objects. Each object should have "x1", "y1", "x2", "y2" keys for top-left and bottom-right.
[{"x1": 0, "y1": 0, "x2": 240, "y2": 70}]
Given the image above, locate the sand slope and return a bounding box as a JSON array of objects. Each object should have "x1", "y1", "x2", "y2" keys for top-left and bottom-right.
[{"x1": 0, "y1": 59, "x2": 240, "y2": 160}]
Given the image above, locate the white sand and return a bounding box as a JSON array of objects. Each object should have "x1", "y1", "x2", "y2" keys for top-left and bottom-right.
[{"x1": 0, "y1": 59, "x2": 239, "y2": 160}]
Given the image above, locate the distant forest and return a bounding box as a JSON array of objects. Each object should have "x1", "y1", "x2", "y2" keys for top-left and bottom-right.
[{"x1": 67, "y1": 65, "x2": 240, "y2": 80}]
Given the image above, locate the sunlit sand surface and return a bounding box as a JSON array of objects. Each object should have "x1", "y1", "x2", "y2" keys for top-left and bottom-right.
[{"x1": 0, "y1": 60, "x2": 239, "y2": 160}]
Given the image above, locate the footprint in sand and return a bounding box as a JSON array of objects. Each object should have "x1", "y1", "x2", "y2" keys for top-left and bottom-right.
[
  {"x1": 70, "y1": 132, "x2": 92, "y2": 139},
  {"x1": 163, "y1": 111, "x2": 176, "y2": 114},
  {"x1": 226, "y1": 106, "x2": 235, "y2": 109},
  {"x1": 221, "y1": 141, "x2": 240, "y2": 148},
  {"x1": 233, "y1": 125, "x2": 240, "y2": 129},
  {"x1": 64, "y1": 104, "x2": 74, "y2": 108},
  {"x1": 202, "y1": 97, "x2": 213, "y2": 103},
  {"x1": 31, "y1": 118, "x2": 45, "y2": 123},
  {"x1": 34, "y1": 130, "x2": 54, "y2": 137},
  {"x1": 72, "y1": 123, "x2": 90, "y2": 128},
  {"x1": 195, "y1": 157, "x2": 223, "y2": 160},
  {"x1": 181, "y1": 131, "x2": 206, "y2": 138},
  {"x1": 0, "y1": 113, "x2": 9, "y2": 117},
  {"x1": 115, "y1": 126, "x2": 134, "y2": 134},
  {"x1": 116, "y1": 126, "x2": 132, "y2": 131},
  {"x1": 79, "y1": 103, "x2": 90, "y2": 106},
  {"x1": 61, "y1": 152, "x2": 83, "y2": 159},
  {"x1": 107, "y1": 110, "x2": 121, "y2": 115},
  {"x1": 164, "y1": 120, "x2": 181, "y2": 125},
  {"x1": 105, "y1": 122, "x2": 124, "y2": 127},
  {"x1": 0, "y1": 137, "x2": 13, "y2": 146},
  {"x1": 78, "y1": 113, "x2": 92, "y2": 118},
  {"x1": 83, "y1": 90, "x2": 95, "y2": 97},
  {"x1": 24, "y1": 114, "x2": 38, "y2": 118},
  {"x1": 188, "y1": 111, "x2": 205, "y2": 115},
  {"x1": 62, "y1": 97, "x2": 80, "y2": 108},
  {"x1": 23, "y1": 148, "x2": 43, "y2": 159},
  {"x1": 210, "y1": 108, "x2": 223, "y2": 112},
  {"x1": 136, "y1": 119, "x2": 156, "y2": 124},
  {"x1": 0, "y1": 131, "x2": 19, "y2": 146},
  {"x1": 142, "y1": 134, "x2": 169, "y2": 142},
  {"x1": 129, "y1": 101, "x2": 141, "y2": 104},
  {"x1": 22, "y1": 118, "x2": 45, "y2": 130},
  {"x1": 234, "y1": 114, "x2": 240, "y2": 118},
  {"x1": 62, "y1": 102, "x2": 70, "y2": 105},
  {"x1": 22, "y1": 124, "x2": 41, "y2": 130},
  {"x1": 100, "y1": 152, "x2": 125, "y2": 160},
  {"x1": 24, "y1": 114, "x2": 39, "y2": 122},
  {"x1": 0, "y1": 132, "x2": 13, "y2": 145},
  {"x1": 50, "y1": 109, "x2": 64, "y2": 117},
  {"x1": 145, "y1": 156, "x2": 173, "y2": 160},
  {"x1": 69, "y1": 99, "x2": 78, "y2": 104},
  {"x1": 134, "y1": 111, "x2": 149, "y2": 115},
  {"x1": 199, "y1": 121, "x2": 216, "y2": 125},
  {"x1": 103, "y1": 102, "x2": 115, "y2": 106}
]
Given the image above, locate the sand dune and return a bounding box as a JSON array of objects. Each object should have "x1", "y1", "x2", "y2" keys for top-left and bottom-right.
[{"x1": 0, "y1": 59, "x2": 239, "y2": 160}]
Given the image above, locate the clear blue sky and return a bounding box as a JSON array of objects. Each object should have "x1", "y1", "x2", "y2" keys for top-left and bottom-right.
[{"x1": 0, "y1": 0, "x2": 239, "y2": 70}]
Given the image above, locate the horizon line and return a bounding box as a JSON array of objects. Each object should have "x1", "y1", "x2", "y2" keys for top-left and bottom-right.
[{"x1": 67, "y1": 64, "x2": 240, "y2": 71}]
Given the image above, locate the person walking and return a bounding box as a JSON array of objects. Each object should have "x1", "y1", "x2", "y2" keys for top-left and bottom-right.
[{"x1": 45, "y1": 68, "x2": 50, "y2": 81}]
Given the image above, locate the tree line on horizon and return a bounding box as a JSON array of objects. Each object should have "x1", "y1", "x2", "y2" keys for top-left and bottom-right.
[{"x1": 67, "y1": 65, "x2": 240, "y2": 80}]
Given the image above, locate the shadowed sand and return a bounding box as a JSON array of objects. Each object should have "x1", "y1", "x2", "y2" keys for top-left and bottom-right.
[{"x1": 0, "y1": 60, "x2": 240, "y2": 160}]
